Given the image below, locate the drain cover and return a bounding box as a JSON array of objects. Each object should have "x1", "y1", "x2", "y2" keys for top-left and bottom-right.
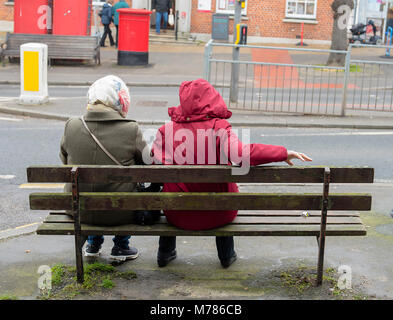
[{"x1": 375, "y1": 223, "x2": 393, "y2": 236}]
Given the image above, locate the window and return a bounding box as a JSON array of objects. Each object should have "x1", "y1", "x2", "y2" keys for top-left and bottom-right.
[
  {"x1": 286, "y1": 0, "x2": 317, "y2": 19},
  {"x1": 216, "y1": 0, "x2": 247, "y2": 15},
  {"x1": 93, "y1": 0, "x2": 106, "y2": 6}
]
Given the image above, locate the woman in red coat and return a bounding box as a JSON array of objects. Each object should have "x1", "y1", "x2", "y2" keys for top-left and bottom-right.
[{"x1": 151, "y1": 79, "x2": 312, "y2": 268}]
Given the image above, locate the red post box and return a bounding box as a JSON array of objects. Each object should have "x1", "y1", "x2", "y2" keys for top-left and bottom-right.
[
  {"x1": 52, "y1": 0, "x2": 92, "y2": 36},
  {"x1": 117, "y1": 9, "x2": 152, "y2": 66},
  {"x1": 14, "y1": 0, "x2": 51, "y2": 34}
]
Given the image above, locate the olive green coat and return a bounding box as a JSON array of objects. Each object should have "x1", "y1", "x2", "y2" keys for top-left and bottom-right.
[{"x1": 60, "y1": 109, "x2": 148, "y2": 225}]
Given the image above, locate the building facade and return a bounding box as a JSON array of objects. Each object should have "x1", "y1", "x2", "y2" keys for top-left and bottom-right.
[
  {"x1": 1, "y1": 0, "x2": 339, "y2": 44},
  {"x1": 189, "y1": 0, "x2": 334, "y2": 44}
]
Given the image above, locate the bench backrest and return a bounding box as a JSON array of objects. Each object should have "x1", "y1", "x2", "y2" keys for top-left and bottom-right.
[
  {"x1": 27, "y1": 165, "x2": 374, "y2": 212},
  {"x1": 4, "y1": 33, "x2": 99, "y2": 55}
]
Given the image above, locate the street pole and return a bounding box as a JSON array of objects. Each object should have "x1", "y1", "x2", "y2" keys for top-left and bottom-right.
[{"x1": 230, "y1": 1, "x2": 242, "y2": 103}]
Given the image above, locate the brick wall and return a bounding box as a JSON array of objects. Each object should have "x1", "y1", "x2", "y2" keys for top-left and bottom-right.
[
  {"x1": 0, "y1": 1, "x2": 13, "y2": 21},
  {"x1": 190, "y1": 0, "x2": 334, "y2": 41}
]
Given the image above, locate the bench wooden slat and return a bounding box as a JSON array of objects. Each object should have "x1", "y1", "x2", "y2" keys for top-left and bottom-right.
[
  {"x1": 47, "y1": 210, "x2": 360, "y2": 218},
  {"x1": 238, "y1": 211, "x2": 360, "y2": 217},
  {"x1": 36, "y1": 222, "x2": 367, "y2": 236},
  {"x1": 44, "y1": 213, "x2": 363, "y2": 225},
  {"x1": 26, "y1": 165, "x2": 374, "y2": 184},
  {"x1": 30, "y1": 192, "x2": 372, "y2": 211}
]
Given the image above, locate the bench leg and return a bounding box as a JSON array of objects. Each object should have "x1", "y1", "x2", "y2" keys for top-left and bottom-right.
[
  {"x1": 316, "y1": 233, "x2": 326, "y2": 286},
  {"x1": 74, "y1": 230, "x2": 85, "y2": 284},
  {"x1": 71, "y1": 167, "x2": 85, "y2": 284},
  {"x1": 316, "y1": 167, "x2": 330, "y2": 286}
]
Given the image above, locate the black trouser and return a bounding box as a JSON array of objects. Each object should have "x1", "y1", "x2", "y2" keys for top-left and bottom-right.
[
  {"x1": 159, "y1": 236, "x2": 235, "y2": 261},
  {"x1": 115, "y1": 25, "x2": 119, "y2": 48},
  {"x1": 100, "y1": 24, "x2": 114, "y2": 46}
]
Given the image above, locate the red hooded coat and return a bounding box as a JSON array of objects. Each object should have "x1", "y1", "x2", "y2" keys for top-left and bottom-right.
[{"x1": 152, "y1": 79, "x2": 287, "y2": 230}]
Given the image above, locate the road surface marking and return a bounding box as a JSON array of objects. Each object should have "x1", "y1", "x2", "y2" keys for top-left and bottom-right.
[
  {"x1": 0, "y1": 97, "x2": 17, "y2": 102},
  {"x1": 261, "y1": 131, "x2": 393, "y2": 137},
  {"x1": 19, "y1": 183, "x2": 65, "y2": 189},
  {"x1": 0, "y1": 116, "x2": 22, "y2": 122},
  {"x1": 0, "y1": 222, "x2": 40, "y2": 240},
  {"x1": 0, "y1": 175, "x2": 15, "y2": 179}
]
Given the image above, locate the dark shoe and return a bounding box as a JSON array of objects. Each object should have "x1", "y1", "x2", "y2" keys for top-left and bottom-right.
[
  {"x1": 220, "y1": 252, "x2": 237, "y2": 268},
  {"x1": 110, "y1": 246, "x2": 139, "y2": 262},
  {"x1": 100, "y1": 44, "x2": 107, "y2": 47},
  {"x1": 84, "y1": 243, "x2": 102, "y2": 257},
  {"x1": 157, "y1": 249, "x2": 177, "y2": 267}
]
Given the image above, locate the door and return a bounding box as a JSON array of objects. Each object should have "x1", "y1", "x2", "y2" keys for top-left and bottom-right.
[{"x1": 176, "y1": 0, "x2": 191, "y2": 33}]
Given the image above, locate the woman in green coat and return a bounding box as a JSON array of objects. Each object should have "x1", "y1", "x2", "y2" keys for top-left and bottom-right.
[
  {"x1": 60, "y1": 75, "x2": 148, "y2": 261},
  {"x1": 112, "y1": 0, "x2": 130, "y2": 47}
]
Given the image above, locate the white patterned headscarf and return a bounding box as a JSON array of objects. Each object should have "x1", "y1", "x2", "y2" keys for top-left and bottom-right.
[{"x1": 87, "y1": 75, "x2": 130, "y2": 118}]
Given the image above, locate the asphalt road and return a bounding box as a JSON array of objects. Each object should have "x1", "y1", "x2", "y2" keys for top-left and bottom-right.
[
  {"x1": 0, "y1": 84, "x2": 180, "y2": 99},
  {"x1": 1, "y1": 113, "x2": 393, "y2": 233},
  {"x1": 2, "y1": 84, "x2": 391, "y2": 115}
]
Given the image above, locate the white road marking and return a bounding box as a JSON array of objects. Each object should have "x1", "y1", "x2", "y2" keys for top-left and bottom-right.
[
  {"x1": 19, "y1": 183, "x2": 65, "y2": 189},
  {"x1": 0, "y1": 222, "x2": 40, "y2": 240},
  {"x1": 261, "y1": 131, "x2": 393, "y2": 137},
  {"x1": 1, "y1": 222, "x2": 40, "y2": 233},
  {"x1": 0, "y1": 175, "x2": 15, "y2": 179},
  {"x1": 0, "y1": 116, "x2": 22, "y2": 122},
  {"x1": 0, "y1": 97, "x2": 17, "y2": 102}
]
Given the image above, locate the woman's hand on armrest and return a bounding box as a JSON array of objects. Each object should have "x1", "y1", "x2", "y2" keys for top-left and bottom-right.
[{"x1": 285, "y1": 150, "x2": 313, "y2": 166}]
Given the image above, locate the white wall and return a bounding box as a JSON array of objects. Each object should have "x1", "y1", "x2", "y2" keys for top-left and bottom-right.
[
  {"x1": 132, "y1": 0, "x2": 150, "y2": 10},
  {"x1": 0, "y1": 21, "x2": 13, "y2": 32}
]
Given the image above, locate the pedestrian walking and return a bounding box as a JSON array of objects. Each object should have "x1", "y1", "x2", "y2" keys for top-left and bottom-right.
[
  {"x1": 152, "y1": 0, "x2": 173, "y2": 35},
  {"x1": 112, "y1": 0, "x2": 130, "y2": 48},
  {"x1": 151, "y1": 79, "x2": 312, "y2": 268},
  {"x1": 100, "y1": 0, "x2": 115, "y2": 47},
  {"x1": 60, "y1": 75, "x2": 148, "y2": 261}
]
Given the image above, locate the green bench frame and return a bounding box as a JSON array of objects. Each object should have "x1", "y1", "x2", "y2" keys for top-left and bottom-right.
[
  {"x1": 27, "y1": 165, "x2": 374, "y2": 285},
  {"x1": 1, "y1": 33, "x2": 101, "y2": 66}
]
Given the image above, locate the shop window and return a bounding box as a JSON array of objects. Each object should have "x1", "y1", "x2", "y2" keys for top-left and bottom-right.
[
  {"x1": 286, "y1": 0, "x2": 317, "y2": 19},
  {"x1": 93, "y1": 0, "x2": 106, "y2": 6},
  {"x1": 216, "y1": 0, "x2": 247, "y2": 15}
]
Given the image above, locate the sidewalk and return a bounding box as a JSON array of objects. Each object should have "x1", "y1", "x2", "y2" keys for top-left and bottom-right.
[
  {"x1": 1, "y1": 96, "x2": 393, "y2": 129},
  {"x1": 1, "y1": 183, "x2": 392, "y2": 300},
  {"x1": 0, "y1": 44, "x2": 207, "y2": 86}
]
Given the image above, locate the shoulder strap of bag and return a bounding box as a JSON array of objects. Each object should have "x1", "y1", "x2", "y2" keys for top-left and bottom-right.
[{"x1": 80, "y1": 116, "x2": 123, "y2": 166}]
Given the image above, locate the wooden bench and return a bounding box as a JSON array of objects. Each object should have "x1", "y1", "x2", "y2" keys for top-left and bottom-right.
[
  {"x1": 27, "y1": 165, "x2": 374, "y2": 286},
  {"x1": 0, "y1": 33, "x2": 101, "y2": 66}
]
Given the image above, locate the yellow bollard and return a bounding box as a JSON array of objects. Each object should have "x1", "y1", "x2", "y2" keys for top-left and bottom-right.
[{"x1": 19, "y1": 43, "x2": 49, "y2": 105}]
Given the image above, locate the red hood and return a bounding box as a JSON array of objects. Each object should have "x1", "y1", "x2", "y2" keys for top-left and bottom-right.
[{"x1": 168, "y1": 79, "x2": 232, "y2": 123}]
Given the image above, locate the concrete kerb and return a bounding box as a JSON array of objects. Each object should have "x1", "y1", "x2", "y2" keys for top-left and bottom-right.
[
  {"x1": 1, "y1": 104, "x2": 393, "y2": 129},
  {"x1": 0, "y1": 80, "x2": 181, "y2": 87},
  {"x1": 0, "y1": 224, "x2": 39, "y2": 242}
]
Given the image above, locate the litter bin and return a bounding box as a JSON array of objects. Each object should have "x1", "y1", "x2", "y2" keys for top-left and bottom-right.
[
  {"x1": 52, "y1": 0, "x2": 92, "y2": 36},
  {"x1": 14, "y1": 0, "x2": 50, "y2": 34},
  {"x1": 117, "y1": 9, "x2": 152, "y2": 66}
]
